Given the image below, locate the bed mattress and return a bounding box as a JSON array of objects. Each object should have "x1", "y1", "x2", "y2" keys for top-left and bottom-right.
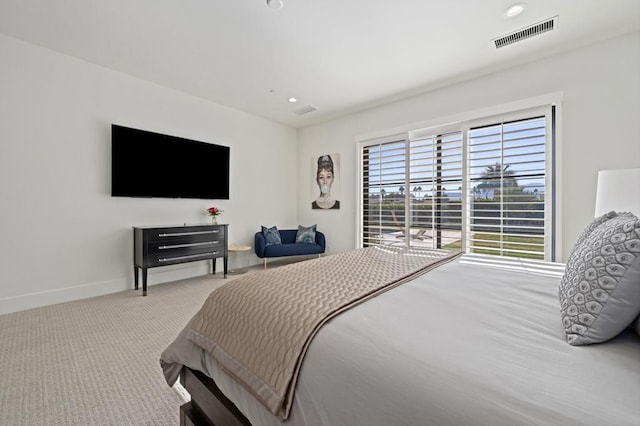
[{"x1": 161, "y1": 256, "x2": 640, "y2": 426}]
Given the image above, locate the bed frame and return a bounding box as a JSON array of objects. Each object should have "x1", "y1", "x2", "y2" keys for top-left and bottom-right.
[{"x1": 179, "y1": 366, "x2": 251, "y2": 426}]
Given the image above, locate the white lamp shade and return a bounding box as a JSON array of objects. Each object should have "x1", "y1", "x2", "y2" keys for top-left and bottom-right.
[{"x1": 594, "y1": 168, "x2": 640, "y2": 217}]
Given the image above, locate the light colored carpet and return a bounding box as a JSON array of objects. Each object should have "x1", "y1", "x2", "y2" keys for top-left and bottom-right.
[{"x1": 0, "y1": 271, "x2": 240, "y2": 425}]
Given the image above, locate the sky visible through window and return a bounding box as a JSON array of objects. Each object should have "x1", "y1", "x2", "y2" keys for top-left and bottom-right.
[{"x1": 365, "y1": 118, "x2": 545, "y2": 201}]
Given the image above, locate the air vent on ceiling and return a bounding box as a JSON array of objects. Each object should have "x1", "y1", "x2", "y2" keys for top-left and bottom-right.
[
  {"x1": 294, "y1": 105, "x2": 318, "y2": 115},
  {"x1": 493, "y1": 15, "x2": 558, "y2": 49}
]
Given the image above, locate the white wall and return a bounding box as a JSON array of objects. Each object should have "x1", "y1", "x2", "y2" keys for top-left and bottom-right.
[
  {"x1": 297, "y1": 32, "x2": 640, "y2": 261},
  {"x1": 0, "y1": 34, "x2": 298, "y2": 314},
  {"x1": 2, "y1": 32, "x2": 639, "y2": 315}
]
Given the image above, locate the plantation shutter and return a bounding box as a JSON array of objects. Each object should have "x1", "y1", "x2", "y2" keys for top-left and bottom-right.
[
  {"x1": 359, "y1": 103, "x2": 555, "y2": 260},
  {"x1": 408, "y1": 131, "x2": 464, "y2": 249},
  {"x1": 361, "y1": 137, "x2": 407, "y2": 247},
  {"x1": 467, "y1": 117, "x2": 546, "y2": 259}
]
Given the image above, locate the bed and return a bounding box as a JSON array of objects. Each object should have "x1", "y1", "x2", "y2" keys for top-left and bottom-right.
[{"x1": 160, "y1": 170, "x2": 640, "y2": 426}]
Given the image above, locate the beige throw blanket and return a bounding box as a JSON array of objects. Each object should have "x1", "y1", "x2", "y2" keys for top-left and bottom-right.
[{"x1": 187, "y1": 246, "x2": 462, "y2": 420}]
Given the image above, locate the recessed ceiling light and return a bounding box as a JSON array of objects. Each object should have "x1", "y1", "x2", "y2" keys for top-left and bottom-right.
[
  {"x1": 288, "y1": 97, "x2": 297, "y2": 103},
  {"x1": 504, "y1": 3, "x2": 526, "y2": 17},
  {"x1": 267, "y1": 0, "x2": 284, "y2": 9}
]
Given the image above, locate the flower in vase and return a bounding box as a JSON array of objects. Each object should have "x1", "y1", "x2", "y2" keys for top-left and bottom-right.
[
  {"x1": 206, "y1": 206, "x2": 223, "y2": 217},
  {"x1": 205, "y1": 206, "x2": 223, "y2": 224}
]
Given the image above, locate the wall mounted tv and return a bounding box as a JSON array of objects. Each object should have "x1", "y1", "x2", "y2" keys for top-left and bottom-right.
[{"x1": 111, "y1": 124, "x2": 230, "y2": 200}]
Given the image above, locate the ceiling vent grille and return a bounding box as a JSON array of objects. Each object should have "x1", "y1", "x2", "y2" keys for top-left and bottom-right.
[
  {"x1": 294, "y1": 105, "x2": 318, "y2": 115},
  {"x1": 493, "y1": 16, "x2": 558, "y2": 49}
]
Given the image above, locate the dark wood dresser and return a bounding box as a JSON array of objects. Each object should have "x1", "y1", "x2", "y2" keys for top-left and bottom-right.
[{"x1": 133, "y1": 224, "x2": 228, "y2": 295}]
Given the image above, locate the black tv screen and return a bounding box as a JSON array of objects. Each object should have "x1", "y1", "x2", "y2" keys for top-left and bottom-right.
[{"x1": 111, "y1": 124, "x2": 230, "y2": 199}]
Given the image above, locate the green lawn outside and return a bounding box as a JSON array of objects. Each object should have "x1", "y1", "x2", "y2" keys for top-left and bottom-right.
[{"x1": 442, "y1": 233, "x2": 544, "y2": 260}]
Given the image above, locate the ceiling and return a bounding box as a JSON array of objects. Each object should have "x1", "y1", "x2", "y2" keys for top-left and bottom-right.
[{"x1": 1, "y1": 0, "x2": 638, "y2": 128}]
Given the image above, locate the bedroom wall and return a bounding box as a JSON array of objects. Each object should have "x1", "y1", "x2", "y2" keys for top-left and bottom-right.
[
  {"x1": 0, "y1": 34, "x2": 298, "y2": 315},
  {"x1": 297, "y1": 31, "x2": 640, "y2": 262}
]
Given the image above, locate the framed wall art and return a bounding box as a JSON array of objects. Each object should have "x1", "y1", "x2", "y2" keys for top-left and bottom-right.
[{"x1": 311, "y1": 153, "x2": 340, "y2": 210}]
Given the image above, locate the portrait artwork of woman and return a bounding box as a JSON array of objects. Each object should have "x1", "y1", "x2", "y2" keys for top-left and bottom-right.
[{"x1": 312, "y1": 154, "x2": 340, "y2": 209}]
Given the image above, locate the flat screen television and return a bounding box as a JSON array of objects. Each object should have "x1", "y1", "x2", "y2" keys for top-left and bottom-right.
[{"x1": 111, "y1": 124, "x2": 230, "y2": 199}]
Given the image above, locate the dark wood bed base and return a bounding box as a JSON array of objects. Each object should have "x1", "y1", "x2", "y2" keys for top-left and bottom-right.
[{"x1": 180, "y1": 366, "x2": 252, "y2": 426}]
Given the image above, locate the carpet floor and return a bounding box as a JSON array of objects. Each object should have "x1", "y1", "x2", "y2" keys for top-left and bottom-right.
[{"x1": 0, "y1": 272, "x2": 239, "y2": 425}]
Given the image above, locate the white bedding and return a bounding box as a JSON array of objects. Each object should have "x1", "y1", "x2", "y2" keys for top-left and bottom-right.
[{"x1": 161, "y1": 256, "x2": 640, "y2": 425}]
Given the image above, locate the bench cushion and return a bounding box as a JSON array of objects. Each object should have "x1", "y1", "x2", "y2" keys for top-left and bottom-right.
[{"x1": 264, "y1": 242, "x2": 324, "y2": 258}]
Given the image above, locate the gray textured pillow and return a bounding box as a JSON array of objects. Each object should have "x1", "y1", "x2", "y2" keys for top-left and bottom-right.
[
  {"x1": 261, "y1": 225, "x2": 282, "y2": 247},
  {"x1": 295, "y1": 224, "x2": 317, "y2": 244},
  {"x1": 571, "y1": 211, "x2": 618, "y2": 249},
  {"x1": 559, "y1": 212, "x2": 640, "y2": 345}
]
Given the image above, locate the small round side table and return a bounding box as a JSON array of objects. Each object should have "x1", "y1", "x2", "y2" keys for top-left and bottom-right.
[{"x1": 228, "y1": 244, "x2": 252, "y2": 275}]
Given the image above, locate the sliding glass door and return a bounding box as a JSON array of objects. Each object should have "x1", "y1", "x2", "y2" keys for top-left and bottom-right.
[{"x1": 359, "y1": 105, "x2": 556, "y2": 261}]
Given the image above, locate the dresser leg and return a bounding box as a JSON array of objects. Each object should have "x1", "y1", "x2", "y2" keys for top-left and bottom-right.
[
  {"x1": 142, "y1": 268, "x2": 148, "y2": 296},
  {"x1": 134, "y1": 266, "x2": 139, "y2": 290}
]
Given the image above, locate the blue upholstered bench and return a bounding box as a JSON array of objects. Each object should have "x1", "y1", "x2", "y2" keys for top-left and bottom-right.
[{"x1": 254, "y1": 229, "x2": 326, "y2": 268}]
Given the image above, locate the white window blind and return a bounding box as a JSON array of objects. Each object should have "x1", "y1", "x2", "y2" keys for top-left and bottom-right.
[
  {"x1": 359, "y1": 106, "x2": 555, "y2": 261},
  {"x1": 361, "y1": 138, "x2": 407, "y2": 247},
  {"x1": 408, "y1": 131, "x2": 463, "y2": 249},
  {"x1": 467, "y1": 117, "x2": 546, "y2": 259}
]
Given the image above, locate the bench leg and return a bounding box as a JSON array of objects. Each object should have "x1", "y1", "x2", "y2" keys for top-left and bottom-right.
[{"x1": 264, "y1": 258, "x2": 267, "y2": 269}]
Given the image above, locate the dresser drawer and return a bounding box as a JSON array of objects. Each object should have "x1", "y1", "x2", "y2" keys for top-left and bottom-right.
[
  {"x1": 148, "y1": 225, "x2": 225, "y2": 242},
  {"x1": 152, "y1": 240, "x2": 224, "y2": 258},
  {"x1": 147, "y1": 237, "x2": 225, "y2": 255},
  {"x1": 149, "y1": 249, "x2": 224, "y2": 267}
]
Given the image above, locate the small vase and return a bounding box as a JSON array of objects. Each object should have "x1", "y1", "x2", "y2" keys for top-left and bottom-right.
[{"x1": 211, "y1": 216, "x2": 218, "y2": 225}]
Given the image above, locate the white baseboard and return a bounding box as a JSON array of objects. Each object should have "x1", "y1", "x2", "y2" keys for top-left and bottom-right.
[{"x1": 0, "y1": 263, "x2": 213, "y2": 316}]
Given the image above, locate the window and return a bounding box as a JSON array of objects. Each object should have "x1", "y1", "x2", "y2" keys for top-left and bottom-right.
[
  {"x1": 359, "y1": 105, "x2": 556, "y2": 261},
  {"x1": 467, "y1": 117, "x2": 546, "y2": 259},
  {"x1": 408, "y1": 130, "x2": 464, "y2": 251},
  {"x1": 362, "y1": 137, "x2": 407, "y2": 247}
]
